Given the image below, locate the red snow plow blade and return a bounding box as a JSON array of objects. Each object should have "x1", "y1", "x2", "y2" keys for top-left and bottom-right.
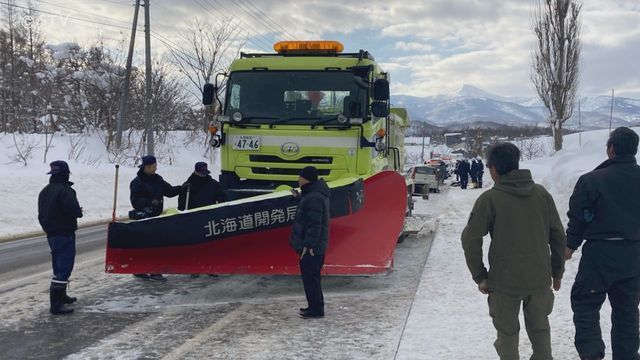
[{"x1": 105, "y1": 171, "x2": 407, "y2": 275}]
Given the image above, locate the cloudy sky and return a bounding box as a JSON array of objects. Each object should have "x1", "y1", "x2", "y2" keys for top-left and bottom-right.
[{"x1": 8, "y1": 0, "x2": 640, "y2": 98}]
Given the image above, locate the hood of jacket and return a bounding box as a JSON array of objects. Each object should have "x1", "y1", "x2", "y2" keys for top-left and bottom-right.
[
  {"x1": 301, "y1": 178, "x2": 330, "y2": 198},
  {"x1": 493, "y1": 169, "x2": 535, "y2": 197}
]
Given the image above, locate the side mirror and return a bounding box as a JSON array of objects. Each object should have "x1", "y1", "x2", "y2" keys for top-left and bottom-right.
[
  {"x1": 373, "y1": 79, "x2": 390, "y2": 101},
  {"x1": 203, "y1": 83, "x2": 216, "y2": 106},
  {"x1": 371, "y1": 101, "x2": 389, "y2": 118}
]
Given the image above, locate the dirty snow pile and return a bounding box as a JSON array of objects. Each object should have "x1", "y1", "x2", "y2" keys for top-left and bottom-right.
[
  {"x1": 0, "y1": 131, "x2": 218, "y2": 239},
  {"x1": 396, "y1": 128, "x2": 639, "y2": 360}
]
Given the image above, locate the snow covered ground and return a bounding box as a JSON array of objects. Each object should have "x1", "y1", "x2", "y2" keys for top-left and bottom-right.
[
  {"x1": 397, "y1": 128, "x2": 639, "y2": 359},
  {"x1": 0, "y1": 131, "x2": 218, "y2": 239},
  {"x1": 0, "y1": 128, "x2": 638, "y2": 359}
]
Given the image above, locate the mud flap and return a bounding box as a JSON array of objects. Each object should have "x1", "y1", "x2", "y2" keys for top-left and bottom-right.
[{"x1": 105, "y1": 171, "x2": 407, "y2": 275}]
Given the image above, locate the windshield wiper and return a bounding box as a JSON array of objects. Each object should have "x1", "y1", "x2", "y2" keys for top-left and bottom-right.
[
  {"x1": 269, "y1": 116, "x2": 320, "y2": 128},
  {"x1": 237, "y1": 116, "x2": 279, "y2": 121},
  {"x1": 310, "y1": 115, "x2": 349, "y2": 129}
]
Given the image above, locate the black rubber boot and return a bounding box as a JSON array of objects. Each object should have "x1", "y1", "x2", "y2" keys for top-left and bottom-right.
[
  {"x1": 62, "y1": 289, "x2": 77, "y2": 304},
  {"x1": 50, "y1": 282, "x2": 74, "y2": 315}
]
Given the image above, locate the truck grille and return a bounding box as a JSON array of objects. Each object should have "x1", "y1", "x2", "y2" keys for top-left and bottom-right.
[
  {"x1": 251, "y1": 168, "x2": 331, "y2": 176},
  {"x1": 249, "y1": 155, "x2": 333, "y2": 164}
]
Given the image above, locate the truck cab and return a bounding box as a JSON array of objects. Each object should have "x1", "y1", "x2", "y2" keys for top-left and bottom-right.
[{"x1": 203, "y1": 41, "x2": 409, "y2": 198}]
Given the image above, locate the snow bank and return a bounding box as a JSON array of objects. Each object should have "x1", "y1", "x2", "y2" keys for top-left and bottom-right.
[
  {"x1": 398, "y1": 127, "x2": 639, "y2": 359},
  {"x1": 0, "y1": 131, "x2": 218, "y2": 238},
  {"x1": 526, "y1": 127, "x2": 639, "y2": 223}
]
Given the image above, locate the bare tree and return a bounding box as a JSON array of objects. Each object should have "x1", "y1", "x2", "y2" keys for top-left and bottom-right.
[
  {"x1": 518, "y1": 136, "x2": 547, "y2": 160},
  {"x1": 67, "y1": 133, "x2": 86, "y2": 161},
  {"x1": 531, "y1": 0, "x2": 582, "y2": 151},
  {"x1": 8, "y1": 133, "x2": 39, "y2": 165},
  {"x1": 169, "y1": 19, "x2": 245, "y2": 130}
]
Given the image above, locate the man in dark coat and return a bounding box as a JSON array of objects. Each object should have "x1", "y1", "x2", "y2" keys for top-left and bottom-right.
[
  {"x1": 458, "y1": 159, "x2": 470, "y2": 189},
  {"x1": 130, "y1": 155, "x2": 183, "y2": 218},
  {"x1": 38, "y1": 160, "x2": 83, "y2": 315},
  {"x1": 129, "y1": 155, "x2": 183, "y2": 282},
  {"x1": 565, "y1": 127, "x2": 640, "y2": 360},
  {"x1": 178, "y1": 162, "x2": 226, "y2": 211},
  {"x1": 477, "y1": 158, "x2": 485, "y2": 188},
  {"x1": 470, "y1": 159, "x2": 479, "y2": 188},
  {"x1": 289, "y1": 166, "x2": 330, "y2": 319}
]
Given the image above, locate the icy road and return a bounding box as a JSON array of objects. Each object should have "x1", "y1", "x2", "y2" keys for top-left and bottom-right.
[{"x1": 0, "y1": 195, "x2": 441, "y2": 360}]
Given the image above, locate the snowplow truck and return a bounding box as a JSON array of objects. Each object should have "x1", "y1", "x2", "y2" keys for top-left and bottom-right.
[{"x1": 106, "y1": 41, "x2": 411, "y2": 275}]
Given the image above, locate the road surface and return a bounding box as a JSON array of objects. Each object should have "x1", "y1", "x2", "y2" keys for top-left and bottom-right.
[{"x1": 0, "y1": 193, "x2": 444, "y2": 360}]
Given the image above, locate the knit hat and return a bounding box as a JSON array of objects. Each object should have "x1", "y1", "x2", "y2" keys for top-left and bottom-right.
[
  {"x1": 299, "y1": 166, "x2": 319, "y2": 183},
  {"x1": 47, "y1": 160, "x2": 70, "y2": 175},
  {"x1": 139, "y1": 155, "x2": 157, "y2": 168},
  {"x1": 195, "y1": 161, "x2": 210, "y2": 175}
]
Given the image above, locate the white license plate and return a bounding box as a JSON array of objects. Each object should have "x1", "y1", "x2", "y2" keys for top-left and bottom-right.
[{"x1": 232, "y1": 136, "x2": 261, "y2": 150}]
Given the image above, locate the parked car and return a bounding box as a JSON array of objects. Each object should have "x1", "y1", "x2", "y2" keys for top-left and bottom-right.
[{"x1": 407, "y1": 165, "x2": 440, "y2": 194}]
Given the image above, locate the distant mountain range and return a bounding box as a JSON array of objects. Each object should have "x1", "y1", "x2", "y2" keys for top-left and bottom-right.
[{"x1": 393, "y1": 85, "x2": 640, "y2": 130}]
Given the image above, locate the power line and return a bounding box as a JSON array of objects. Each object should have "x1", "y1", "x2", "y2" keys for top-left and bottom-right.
[
  {"x1": 196, "y1": 0, "x2": 273, "y2": 51},
  {"x1": 5, "y1": 0, "x2": 198, "y2": 61},
  {"x1": 237, "y1": 0, "x2": 295, "y2": 40},
  {"x1": 228, "y1": 0, "x2": 290, "y2": 41},
  {"x1": 34, "y1": 0, "x2": 140, "y2": 29},
  {"x1": 1, "y1": 0, "x2": 138, "y2": 33}
]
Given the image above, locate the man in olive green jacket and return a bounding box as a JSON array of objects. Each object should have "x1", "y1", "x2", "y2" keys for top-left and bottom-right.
[{"x1": 462, "y1": 143, "x2": 566, "y2": 360}]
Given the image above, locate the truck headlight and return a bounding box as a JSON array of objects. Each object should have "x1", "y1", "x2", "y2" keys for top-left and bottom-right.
[
  {"x1": 232, "y1": 112, "x2": 243, "y2": 122},
  {"x1": 337, "y1": 114, "x2": 348, "y2": 124}
]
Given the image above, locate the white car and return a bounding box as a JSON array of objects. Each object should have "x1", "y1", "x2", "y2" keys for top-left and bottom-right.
[{"x1": 407, "y1": 165, "x2": 440, "y2": 195}]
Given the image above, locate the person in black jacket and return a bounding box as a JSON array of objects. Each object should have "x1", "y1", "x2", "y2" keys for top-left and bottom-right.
[
  {"x1": 178, "y1": 162, "x2": 226, "y2": 211},
  {"x1": 130, "y1": 155, "x2": 183, "y2": 219},
  {"x1": 458, "y1": 159, "x2": 470, "y2": 189},
  {"x1": 38, "y1": 160, "x2": 83, "y2": 315},
  {"x1": 129, "y1": 155, "x2": 183, "y2": 282},
  {"x1": 477, "y1": 158, "x2": 485, "y2": 188},
  {"x1": 470, "y1": 159, "x2": 479, "y2": 188},
  {"x1": 565, "y1": 127, "x2": 640, "y2": 360},
  {"x1": 289, "y1": 166, "x2": 330, "y2": 319}
]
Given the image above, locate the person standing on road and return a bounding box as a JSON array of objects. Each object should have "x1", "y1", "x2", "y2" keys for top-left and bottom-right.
[
  {"x1": 129, "y1": 155, "x2": 183, "y2": 282},
  {"x1": 470, "y1": 159, "x2": 479, "y2": 188},
  {"x1": 461, "y1": 143, "x2": 566, "y2": 360},
  {"x1": 289, "y1": 166, "x2": 330, "y2": 319},
  {"x1": 178, "y1": 162, "x2": 226, "y2": 211},
  {"x1": 565, "y1": 127, "x2": 640, "y2": 360},
  {"x1": 477, "y1": 157, "x2": 485, "y2": 188},
  {"x1": 458, "y1": 159, "x2": 470, "y2": 189},
  {"x1": 38, "y1": 160, "x2": 83, "y2": 315}
]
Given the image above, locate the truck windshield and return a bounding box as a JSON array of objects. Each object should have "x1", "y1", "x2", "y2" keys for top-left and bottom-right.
[{"x1": 224, "y1": 71, "x2": 366, "y2": 124}]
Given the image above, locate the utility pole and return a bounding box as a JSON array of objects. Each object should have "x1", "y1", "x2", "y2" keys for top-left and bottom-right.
[
  {"x1": 7, "y1": 0, "x2": 16, "y2": 132},
  {"x1": 115, "y1": 0, "x2": 140, "y2": 149},
  {"x1": 421, "y1": 136, "x2": 425, "y2": 163},
  {"x1": 143, "y1": 0, "x2": 154, "y2": 156}
]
